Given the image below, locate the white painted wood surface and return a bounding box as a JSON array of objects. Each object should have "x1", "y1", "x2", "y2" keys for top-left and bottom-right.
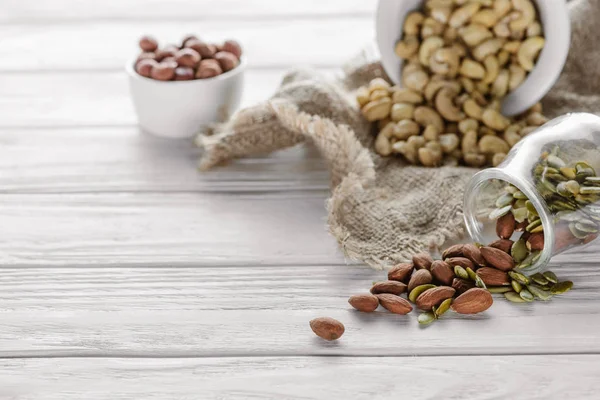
[{"x1": 0, "y1": 0, "x2": 596, "y2": 398}]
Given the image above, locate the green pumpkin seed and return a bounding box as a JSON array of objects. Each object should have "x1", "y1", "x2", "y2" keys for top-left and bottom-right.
[
  {"x1": 550, "y1": 281, "x2": 574, "y2": 295},
  {"x1": 435, "y1": 298, "x2": 452, "y2": 318},
  {"x1": 409, "y1": 284, "x2": 437, "y2": 303},
  {"x1": 569, "y1": 222, "x2": 589, "y2": 239},
  {"x1": 531, "y1": 251, "x2": 542, "y2": 263},
  {"x1": 580, "y1": 187, "x2": 600, "y2": 195},
  {"x1": 508, "y1": 271, "x2": 531, "y2": 285},
  {"x1": 418, "y1": 312, "x2": 436, "y2": 325},
  {"x1": 505, "y1": 185, "x2": 519, "y2": 194},
  {"x1": 560, "y1": 167, "x2": 577, "y2": 180},
  {"x1": 511, "y1": 207, "x2": 528, "y2": 223},
  {"x1": 513, "y1": 190, "x2": 528, "y2": 200},
  {"x1": 531, "y1": 273, "x2": 549, "y2": 286},
  {"x1": 511, "y1": 239, "x2": 528, "y2": 263},
  {"x1": 489, "y1": 205, "x2": 513, "y2": 220},
  {"x1": 515, "y1": 251, "x2": 538, "y2": 271},
  {"x1": 519, "y1": 289, "x2": 535, "y2": 302},
  {"x1": 504, "y1": 291, "x2": 527, "y2": 303},
  {"x1": 585, "y1": 176, "x2": 600, "y2": 183},
  {"x1": 543, "y1": 271, "x2": 558, "y2": 284},
  {"x1": 454, "y1": 265, "x2": 469, "y2": 280},
  {"x1": 526, "y1": 219, "x2": 542, "y2": 232},
  {"x1": 530, "y1": 225, "x2": 544, "y2": 233},
  {"x1": 541, "y1": 178, "x2": 557, "y2": 193},
  {"x1": 496, "y1": 193, "x2": 515, "y2": 208},
  {"x1": 547, "y1": 155, "x2": 566, "y2": 168},
  {"x1": 488, "y1": 286, "x2": 513, "y2": 294},
  {"x1": 511, "y1": 280, "x2": 523, "y2": 293},
  {"x1": 575, "y1": 221, "x2": 598, "y2": 233},
  {"x1": 527, "y1": 284, "x2": 553, "y2": 301},
  {"x1": 556, "y1": 211, "x2": 580, "y2": 222},
  {"x1": 475, "y1": 275, "x2": 487, "y2": 289}
]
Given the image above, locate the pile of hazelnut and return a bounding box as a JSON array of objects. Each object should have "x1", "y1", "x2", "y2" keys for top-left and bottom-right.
[{"x1": 134, "y1": 34, "x2": 243, "y2": 81}]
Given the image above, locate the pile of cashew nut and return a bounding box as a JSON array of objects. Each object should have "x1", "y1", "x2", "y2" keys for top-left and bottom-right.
[{"x1": 358, "y1": 0, "x2": 548, "y2": 167}]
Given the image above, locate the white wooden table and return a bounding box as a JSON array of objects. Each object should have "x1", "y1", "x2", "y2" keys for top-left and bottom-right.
[{"x1": 1, "y1": 1, "x2": 599, "y2": 398}]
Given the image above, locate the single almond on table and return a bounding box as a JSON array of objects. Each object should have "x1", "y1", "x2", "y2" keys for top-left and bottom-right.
[
  {"x1": 526, "y1": 232, "x2": 544, "y2": 251},
  {"x1": 451, "y1": 288, "x2": 493, "y2": 314},
  {"x1": 442, "y1": 244, "x2": 465, "y2": 259},
  {"x1": 376, "y1": 294, "x2": 413, "y2": 315},
  {"x1": 370, "y1": 280, "x2": 407, "y2": 295},
  {"x1": 444, "y1": 257, "x2": 475, "y2": 271},
  {"x1": 480, "y1": 246, "x2": 515, "y2": 271},
  {"x1": 348, "y1": 293, "x2": 379, "y2": 312},
  {"x1": 412, "y1": 252, "x2": 433, "y2": 270},
  {"x1": 452, "y1": 277, "x2": 475, "y2": 294},
  {"x1": 463, "y1": 243, "x2": 486, "y2": 266},
  {"x1": 430, "y1": 260, "x2": 455, "y2": 286},
  {"x1": 415, "y1": 286, "x2": 456, "y2": 310},
  {"x1": 496, "y1": 212, "x2": 516, "y2": 239},
  {"x1": 476, "y1": 267, "x2": 510, "y2": 286},
  {"x1": 408, "y1": 269, "x2": 433, "y2": 292},
  {"x1": 388, "y1": 262, "x2": 414, "y2": 282},
  {"x1": 309, "y1": 317, "x2": 345, "y2": 341},
  {"x1": 489, "y1": 239, "x2": 514, "y2": 254}
]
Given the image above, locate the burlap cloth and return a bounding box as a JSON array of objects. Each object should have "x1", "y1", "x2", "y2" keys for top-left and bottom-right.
[{"x1": 197, "y1": 0, "x2": 599, "y2": 269}]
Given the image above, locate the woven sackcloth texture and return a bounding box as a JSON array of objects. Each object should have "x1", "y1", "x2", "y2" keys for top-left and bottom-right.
[{"x1": 197, "y1": 0, "x2": 599, "y2": 269}]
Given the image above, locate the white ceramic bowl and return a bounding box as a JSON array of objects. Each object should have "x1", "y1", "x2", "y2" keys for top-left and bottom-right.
[
  {"x1": 126, "y1": 58, "x2": 246, "y2": 138},
  {"x1": 376, "y1": 0, "x2": 571, "y2": 116}
]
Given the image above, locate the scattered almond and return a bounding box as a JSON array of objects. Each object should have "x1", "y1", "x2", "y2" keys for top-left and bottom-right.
[
  {"x1": 462, "y1": 243, "x2": 486, "y2": 267},
  {"x1": 388, "y1": 262, "x2": 414, "y2": 282},
  {"x1": 441, "y1": 244, "x2": 465, "y2": 259},
  {"x1": 476, "y1": 267, "x2": 510, "y2": 286},
  {"x1": 371, "y1": 280, "x2": 408, "y2": 295},
  {"x1": 444, "y1": 257, "x2": 475, "y2": 271},
  {"x1": 376, "y1": 294, "x2": 413, "y2": 315},
  {"x1": 489, "y1": 239, "x2": 514, "y2": 254},
  {"x1": 415, "y1": 286, "x2": 456, "y2": 310},
  {"x1": 408, "y1": 269, "x2": 433, "y2": 292},
  {"x1": 430, "y1": 260, "x2": 455, "y2": 286},
  {"x1": 412, "y1": 252, "x2": 434, "y2": 270},
  {"x1": 452, "y1": 277, "x2": 475, "y2": 294},
  {"x1": 451, "y1": 288, "x2": 493, "y2": 314},
  {"x1": 480, "y1": 246, "x2": 515, "y2": 271},
  {"x1": 348, "y1": 294, "x2": 379, "y2": 312},
  {"x1": 309, "y1": 317, "x2": 345, "y2": 341}
]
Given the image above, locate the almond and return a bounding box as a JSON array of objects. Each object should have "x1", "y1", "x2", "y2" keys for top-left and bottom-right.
[
  {"x1": 489, "y1": 239, "x2": 514, "y2": 254},
  {"x1": 370, "y1": 281, "x2": 407, "y2": 295},
  {"x1": 388, "y1": 262, "x2": 414, "y2": 282},
  {"x1": 463, "y1": 243, "x2": 486, "y2": 267},
  {"x1": 348, "y1": 293, "x2": 379, "y2": 312},
  {"x1": 480, "y1": 246, "x2": 515, "y2": 271},
  {"x1": 452, "y1": 277, "x2": 475, "y2": 294},
  {"x1": 444, "y1": 257, "x2": 475, "y2": 271},
  {"x1": 476, "y1": 267, "x2": 510, "y2": 286},
  {"x1": 430, "y1": 260, "x2": 455, "y2": 286},
  {"x1": 412, "y1": 252, "x2": 433, "y2": 270},
  {"x1": 496, "y1": 212, "x2": 516, "y2": 239},
  {"x1": 407, "y1": 269, "x2": 433, "y2": 292},
  {"x1": 451, "y1": 288, "x2": 493, "y2": 314},
  {"x1": 376, "y1": 294, "x2": 413, "y2": 315},
  {"x1": 515, "y1": 221, "x2": 527, "y2": 232},
  {"x1": 309, "y1": 317, "x2": 345, "y2": 341},
  {"x1": 415, "y1": 286, "x2": 455, "y2": 310},
  {"x1": 526, "y1": 232, "x2": 544, "y2": 251},
  {"x1": 442, "y1": 244, "x2": 465, "y2": 259}
]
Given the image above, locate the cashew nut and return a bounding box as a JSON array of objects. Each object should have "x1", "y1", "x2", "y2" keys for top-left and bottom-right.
[
  {"x1": 393, "y1": 119, "x2": 421, "y2": 139},
  {"x1": 419, "y1": 36, "x2": 444, "y2": 66},
  {"x1": 526, "y1": 112, "x2": 549, "y2": 126},
  {"x1": 463, "y1": 98, "x2": 483, "y2": 120},
  {"x1": 473, "y1": 38, "x2": 505, "y2": 61},
  {"x1": 421, "y1": 17, "x2": 445, "y2": 38},
  {"x1": 510, "y1": 0, "x2": 536, "y2": 32},
  {"x1": 471, "y1": 90, "x2": 488, "y2": 107},
  {"x1": 508, "y1": 63, "x2": 526, "y2": 91},
  {"x1": 497, "y1": 50, "x2": 510, "y2": 67},
  {"x1": 391, "y1": 103, "x2": 415, "y2": 122},
  {"x1": 493, "y1": 22, "x2": 511, "y2": 38},
  {"x1": 369, "y1": 78, "x2": 391, "y2": 92},
  {"x1": 361, "y1": 97, "x2": 392, "y2": 121},
  {"x1": 529, "y1": 102, "x2": 543, "y2": 114},
  {"x1": 392, "y1": 88, "x2": 424, "y2": 104},
  {"x1": 408, "y1": 135, "x2": 426, "y2": 150},
  {"x1": 450, "y1": 42, "x2": 468, "y2": 58},
  {"x1": 443, "y1": 27, "x2": 459, "y2": 44},
  {"x1": 479, "y1": 135, "x2": 510, "y2": 154},
  {"x1": 527, "y1": 22, "x2": 542, "y2": 37},
  {"x1": 356, "y1": 86, "x2": 370, "y2": 107},
  {"x1": 503, "y1": 41, "x2": 521, "y2": 54},
  {"x1": 379, "y1": 121, "x2": 396, "y2": 138},
  {"x1": 449, "y1": 2, "x2": 481, "y2": 28},
  {"x1": 517, "y1": 36, "x2": 545, "y2": 71},
  {"x1": 493, "y1": 0, "x2": 512, "y2": 18},
  {"x1": 503, "y1": 129, "x2": 521, "y2": 146},
  {"x1": 459, "y1": 118, "x2": 479, "y2": 134},
  {"x1": 520, "y1": 126, "x2": 538, "y2": 136},
  {"x1": 455, "y1": 92, "x2": 471, "y2": 108},
  {"x1": 404, "y1": 11, "x2": 425, "y2": 35},
  {"x1": 402, "y1": 64, "x2": 430, "y2": 92},
  {"x1": 395, "y1": 35, "x2": 420, "y2": 59},
  {"x1": 459, "y1": 23, "x2": 493, "y2": 47},
  {"x1": 464, "y1": 152, "x2": 487, "y2": 167},
  {"x1": 414, "y1": 106, "x2": 445, "y2": 133},
  {"x1": 423, "y1": 124, "x2": 440, "y2": 141},
  {"x1": 482, "y1": 108, "x2": 510, "y2": 131},
  {"x1": 375, "y1": 132, "x2": 392, "y2": 156},
  {"x1": 369, "y1": 89, "x2": 389, "y2": 101},
  {"x1": 471, "y1": 9, "x2": 500, "y2": 28},
  {"x1": 462, "y1": 130, "x2": 478, "y2": 154},
  {"x1": 491, "y1": 69, "x2": 509, "y2": 98},
  {"x1": 479, "y1": 126, "x2": 496, "y2": 137},
  {"x1": 475, "y1": 81, "x2": 490, "y2": 95},
  {"x1": 459, "y1": 58, "x2": 486, "y2": 79},
  {"x1": 435, "y1": 87, "x2": 465, "y2": 122},
  {"x1": 429, "y1": 47, "x2": 460, "y2": 77},
  {"x1": 488, "y1": 99, "x2": 501, "y2": 111},
  {"x1": 482, "y1": 55, "x2": 499, "y2": 84},
  {"x1": 431, "y1": 6, "x2": 452, "y2": 24},
  {"x1": 418, "y1": 145, "x2": 443, "y2": 167},
  {"x1": 460, "y1": 76, "x2": 475, "y2": 93},
  {"x1": 423, "y1": 78, "x2": 461, "y2": 102},
  {"x1": 439, "y1": 133, "x2": 460, "y2": 153}
]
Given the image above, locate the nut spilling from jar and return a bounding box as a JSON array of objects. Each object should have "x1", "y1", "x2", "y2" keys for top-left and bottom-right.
[
  {"x1": 357, "y1": 0, "x2": 547, "y2": 167},
  {"x1": 134, "y1": 34, "x2": 243, "y2": 81}
]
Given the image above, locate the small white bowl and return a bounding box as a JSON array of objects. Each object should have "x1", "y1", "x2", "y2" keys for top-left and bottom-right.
[
  {"x1": 376, "y1": 0, "x2": 570, "y2": 116},
  {"x1": 126, "y1": 58, "x2": 246, "y2": 139}
]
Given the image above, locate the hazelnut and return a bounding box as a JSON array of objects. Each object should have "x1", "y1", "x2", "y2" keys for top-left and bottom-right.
[
  {"x1": 196, "y1": 59, "x2": 222, "y2": 79},
  {"x1": 174, "y1": 67, "x2": 195, "y2": 81},
  {"x1": 135, "y1": 59, "x2": 157, "y2": 78},
  {"x1": 223, "y1": 40, "x2": 242, "y2": 59},
  {"x1": 150, "y1": 61, "x2": 176, "y2": 81},
  {"x1": 136, "y1": 52, "x2": 156, "y2": 62},
  {"x1": 185, "y1": 39, "x2": 216, "y2": 58},
  {"x1": 174, "y1": 48, "x2": 201, "y2": 68},
  {"x1": 181, "y1": 34, "x2": 198, "y2": 48},
  {"x1": 214, "y1": 51, "x2": 239, "y2": 72},
  {"x1": 155, "y1": 45, "x2": 179, "y2": 61},
  {"x1": 139, "y1": 35, "x2": 158, "y2": 52}
]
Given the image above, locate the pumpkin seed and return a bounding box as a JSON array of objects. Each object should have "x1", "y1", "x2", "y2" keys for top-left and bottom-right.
[
  {"x1": 505, "y1": 185, "x2": 519, "y2": 194},
  {"x1": 560, "y1": 167, "x2": 577, "y2": 180},
  {"x1": 504, "y1": 291, "x2": 527, "y2": 303},
  {"x1": 488, "y1": 286, "x2": 513, "y2": 294},
  {"x1": 543, "y1": 271, "x2": 558, "y2": 284},
  {"x1": 519, "y1": 289, "x2": 535, "y2": 302},
  {"x1": 541, "y1": 178, "x2": 557, "y2": 193},
  {"x1": 513, "y1": 190, "x2": 528, "y2": 200},
  {"x1": 511, "y1": 280, "x2": 523, "y2": 293},
  {"x1": 580, "y1": 186, "x2": 600, "y2": 195},
  {"x1": 527, "y1": 284, "x2": 553, "y2": 301},
  {"x1": 475, "y1": 275, "x2": 487, "y2": 289},
  {"x1": 575, "y1": 221, "x2": 598, "y2": 233},
  {"x1": 454, "y1": 265, "x2": 469, "y2": 280},
  {"x1": 531, "y1": 273, "x2": 549, "y2": 286},
  {"x1": 547, "y1": 155, "x2": 566, "y2": 168},
  {"x1": 466, "y1": 267, "x2": 477, "y2": 281},
  {"x1": 418, "y1": 312, "x2": 436, "y2": 325},
  {"x1": 511, "y1": 239, "x2": 528, "y2": 263},
  {"x1": 435, "y1": 298, "x2": 452, "y2": 318},
  {"x1": 512, "y1": 207, "x2": 528, "y2": 223},
  {"x1": 489, "y1": 205, "x2": 513, "y2": 220},
  {"x1": 526, "y1": 219, "x2": 542, "y2": 232},
  {"x1": 550, "y1": 281, "x2": 574, "y2": 295},
  {"x1": 409, "y1": 284, "x2": 437, "y2": 303},
  {"x1": 526, "y1": 200, "x2": 538, "y2": 215},
  {"x1": 496, "y1": 193, "x2": 515, "y2": 208},
  {"x1": 569, "y1": 222, "x2": 589, "y2": 239},
  {"x1": 509, "y1": 271, "x2": 531, "y2": 285}
]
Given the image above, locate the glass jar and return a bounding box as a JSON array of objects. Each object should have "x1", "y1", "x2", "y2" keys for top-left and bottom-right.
[{"x1": 464, "y1": 113, "x2": 600, "y2": 274}]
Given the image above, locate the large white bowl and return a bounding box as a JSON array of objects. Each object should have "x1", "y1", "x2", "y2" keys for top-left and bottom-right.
[
  {"x1": 376, "y1": 0, "x2": 571, "y2": 116},
  {"x1": 126, "y1": 58, "x2": 246, "y2": 139}
]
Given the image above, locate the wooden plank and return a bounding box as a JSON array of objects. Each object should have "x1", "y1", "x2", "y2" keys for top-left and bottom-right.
[
  {"x1": 0, "y1": 263, "x2": 599, "y2": 357},
  {"x1": 1, "y1": 0, "x2": 374, "y2": 22},
  {"x1": 0, "y1": 128, "x2": 329, "y2": 193},
  {"x1": 1, "y1": 356, "x2": 598, "y2": 399},
  {"x1": 0, "y1": 19, "x2": 372, "y2": 71}
]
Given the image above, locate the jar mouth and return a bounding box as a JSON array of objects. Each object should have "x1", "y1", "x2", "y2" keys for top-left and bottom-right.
[{"x1": 463, "y1": 167, "x2": 555, "y2": 274}]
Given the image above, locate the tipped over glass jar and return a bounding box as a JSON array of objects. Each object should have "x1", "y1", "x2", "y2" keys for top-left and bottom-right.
[{"x1": 464, "y1": 113, "x2": 600, "y2": 274}]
